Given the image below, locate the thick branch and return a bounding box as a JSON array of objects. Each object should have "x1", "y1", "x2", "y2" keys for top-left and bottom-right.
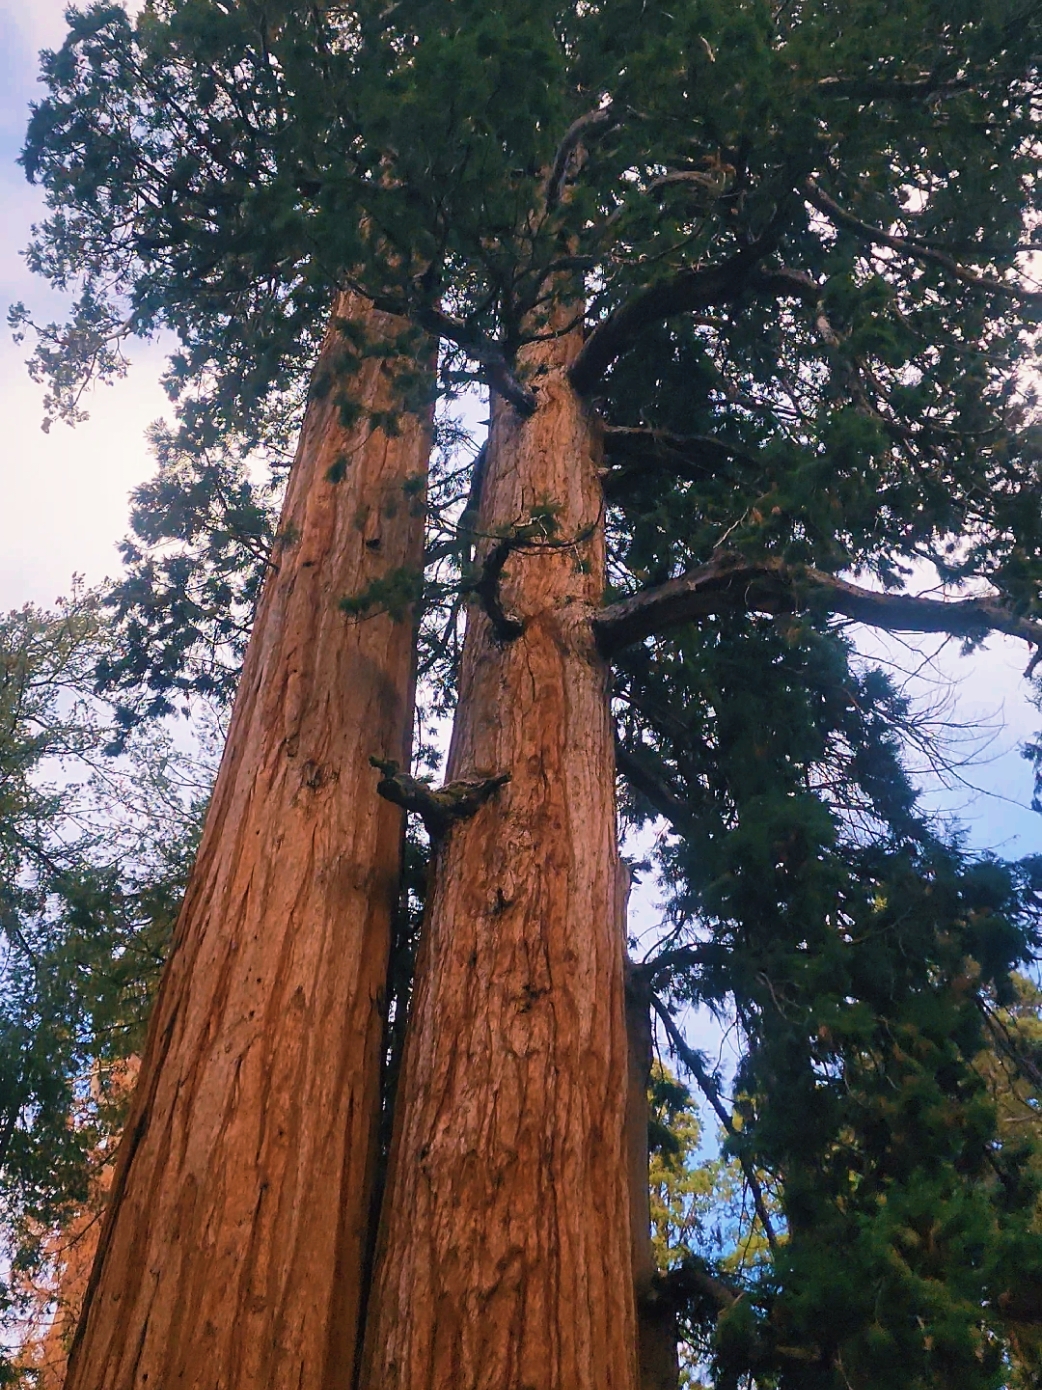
[
  {"x1": 412, "y1": 305, "x2": 538, "y2": 414},
  {"x1": 631, "y1": 944, "x2": 723, "y2": 984},
  {"x1": 468, "y1": 537, "x2": 525, "y2": 642},
  {"x1": 456, "y1": 442, "x2": 488, "y2": 568},
  {"x1": 804, "y1": 179, "x2": 1042, "y2": 307},
  {"x1": 749, "y1": 263, "x2": 821, "y2": 304},
  {"x1": 616, "y1": 739, "x2": 691, "y2": 826},
  {"x1": 659, "y1": 1258, "x2": 739, "y2": 1313},
  {"x1": 370, "y1": 758, "x2": 511, "y2": 840},
  {"x1": 545, "y1": 105, "x2": 617, "y2": 211},
  {"x1": 570, "y1": 253, "x2": 755, "y2": 396},
  {"x1": 603, "y1": 426, "x2": 762, "y2": 492},
  {"x1": 570, "y1": 235, "x2": 815, "y2": 396},
  {"x1": 652, "y1": 994, "x2": 778, "y2": 1249},
  {"x1": 817, "y1": 74, "x2": 973, "y2": 100},
  {"x1": 366, "y1": 297, "x2": 537, "y2": 416},
  {"x1": 595, "y1": 552, "x2": 1042, "y2": 655}
]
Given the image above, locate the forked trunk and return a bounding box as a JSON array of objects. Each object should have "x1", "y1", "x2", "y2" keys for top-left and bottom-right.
[
  {"x1": 359, "y1": 332, "x2": 638, "y2": 1390},
  {"x1": 65, "y1": 294, "x2": 432, "y2": 1390}
]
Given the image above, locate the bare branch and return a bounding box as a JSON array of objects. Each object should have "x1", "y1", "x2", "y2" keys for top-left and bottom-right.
[
  {"x1": 370, "y1": 758, "x2": 511, "y2": 840},
  {"x1": 595, "y1": 551, "x2": 1042, "y2": 656},
  {"x1": 804, "y1": 179, "x2": 1042, "y2": 307}
]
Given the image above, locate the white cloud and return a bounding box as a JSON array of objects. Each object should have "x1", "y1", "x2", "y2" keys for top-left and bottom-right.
[
  {"x1": 2, "y1": 0, "x2": 129, "y2": 54},
  {"x1": 0, "y1": 335, "x2": 171, "y2": 609},
  {"x1": 0, "y1": 1, "x2": 168, "y2": 612}
]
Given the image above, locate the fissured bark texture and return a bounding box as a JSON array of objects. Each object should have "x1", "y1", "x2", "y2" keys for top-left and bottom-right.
[
  {"x1": 65, "y1": 295, "x2": 431, "y2": 1390},
  {"x1": 360, "y1": 334, "x2": 638, "y2": 1390}
]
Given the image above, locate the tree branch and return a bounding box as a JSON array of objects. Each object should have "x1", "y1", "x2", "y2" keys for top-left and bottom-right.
[
  {"x1": 817, "y1": 74, "x2": 974, "y2": 100},
  {"x1": 651, "y1": 993, "x2": 779, "y2": 1249},
  {"x1": 659, "y1": 1257, "x2": 739, "y2": 1313},
  {"x1": 631, "y1": 943, "x2": 723, "y2": 983},
  {"x1": 569, "y1": 234, "x2": 814, "y2": 396},
  {"x1": 366, "y1": 297, "x2": 538, "y2": 416},
  {"x1": 413, "y1": 305, "x2": 538, "y2": 415},
  {"x1": 468, "y1": 537, "x2": 526, "y2": 642},
  {"x1": 544, "y1": 105, "x2": 617, "y2": 211},
  {"x1": 804, "y1": 179, "x2": 1042, "y2": 307},
  {"x1": 616, "y1": 739, "x2": 691, "y2": 826},
  {"x1": 602, "y1": 426, "x2": 762, "y2": 492},
  {"x1": 595, "y1": 551, "x2": 1042, "y2": 656},
  {"x1": 749, "y1": 263, "x2": 821, "y2": 304},
  {"x1": 570, "y1": 253, "x2": 756, "y2": 396},
  {"x1": 370, "y1": 758, "x2": 511, "y2": 840}
]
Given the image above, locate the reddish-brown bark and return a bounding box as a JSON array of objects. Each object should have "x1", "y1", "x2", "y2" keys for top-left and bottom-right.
[
  {"x1": 359, "y1": 332, "x2": 638, "y2": 1390},
  {"x1": 64, "y1": 294, "x2": 432, "y2": 1390}
]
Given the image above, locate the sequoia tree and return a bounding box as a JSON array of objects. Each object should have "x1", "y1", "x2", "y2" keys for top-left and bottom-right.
[
  {"x1": 16, "y1": 1, "x2": 1042, "y2": 1386},
  {"x1": 62, "y1": 295, "x2": 432, "y2": 1390}
]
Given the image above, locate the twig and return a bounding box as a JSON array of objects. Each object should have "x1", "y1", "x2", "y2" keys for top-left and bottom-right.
[
  {"x1": 651, "y1": 992, "x2": 779, "y2": 1249},
  {"x1": 804, "y1": 179, "x2": 1042, "y2": 307}
]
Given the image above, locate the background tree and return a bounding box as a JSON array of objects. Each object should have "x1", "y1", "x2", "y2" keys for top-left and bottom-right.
[{"x1": 0, "y1": 592, "x2": 206, "y2": 1380}]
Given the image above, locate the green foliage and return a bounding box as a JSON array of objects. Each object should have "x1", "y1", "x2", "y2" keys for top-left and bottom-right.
[
  {"x1": 340, "y1": 567, "x2": 424, "y2": 622},
  {"x1": 20, "y1": 0, "x2": 1042, "y2": 723},
  {"x1": 97, "y1": 422, "x2": 280, "y2": 730},
  {"x1": 623, "y1": 613, "x2": 1042, "y2": 1385},
  {"x1": 0, "y1": 595, "x2": 208, "y2": 1366}
]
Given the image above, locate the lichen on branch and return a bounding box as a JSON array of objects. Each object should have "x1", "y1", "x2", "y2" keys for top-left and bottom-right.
[{"x1": 369, "y1": 758, "x2": 511, "y2": 840}]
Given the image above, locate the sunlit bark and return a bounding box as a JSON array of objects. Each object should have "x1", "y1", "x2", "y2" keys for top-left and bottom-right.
[
  {"x1": 360, "y1": 329, "x2": 637, "y2": 1390},
  {"x1": 65, "y1": 294, "x2": 432, "y2": 1390}
]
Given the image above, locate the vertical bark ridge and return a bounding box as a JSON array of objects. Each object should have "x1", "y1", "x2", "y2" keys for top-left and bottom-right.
[
  {"x1": 65, "y1": 293, "x2": 432, "y2": 1390},
  {"x1": 360, "y1": 330, "x2": 638, "y2": 1390}
]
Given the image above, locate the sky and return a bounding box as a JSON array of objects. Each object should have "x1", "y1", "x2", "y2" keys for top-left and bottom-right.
[
  {"x1": 0, "y1": 1, "x2": 1040, "y2": 861},
  {"x1": 0, "y1": 0, "x2": 166, "y2": 612}
]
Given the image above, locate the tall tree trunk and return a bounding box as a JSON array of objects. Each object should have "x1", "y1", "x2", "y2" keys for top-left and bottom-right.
[
  {"x1": 625, "y1": 966, "x2": 680, "y2": 1390},
  {"x1": 359, "y1": 331, "x2": 638, "y2": 1390},
  {"x1": 65, "y1": 294, "x2": 432, "y2": 1390}
]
